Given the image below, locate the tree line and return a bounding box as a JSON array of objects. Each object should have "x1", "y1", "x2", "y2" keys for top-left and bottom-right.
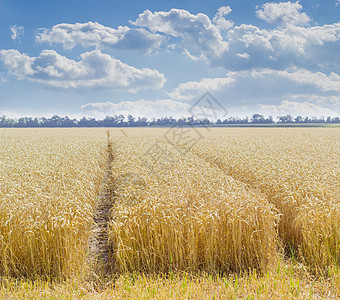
[{"x1": 0, "y1": 114, "x2": 339, "y2": 128}]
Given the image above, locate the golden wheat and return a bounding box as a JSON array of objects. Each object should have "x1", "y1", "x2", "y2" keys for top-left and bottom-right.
[
  {"x1": 192, "y1": 128, "x2": 340, "y2": 273},
  {"x1": 0, "y1": 133, "x2": 106, "y2": 277},
  {"x1": 0, "y1": 127, "x2": 339, "y2": 298},
  {"x1": 108, "y1": 137, "x2": 279, "y2": 274}
]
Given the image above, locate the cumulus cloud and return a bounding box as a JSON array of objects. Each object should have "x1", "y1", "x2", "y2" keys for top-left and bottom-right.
[
  {"x1": 214, "y1": 21, "x2": 340, "y2": 70},
  {"x1": 0, "y1": 50, "x2": 34, "y2": 79},
  {"x1": 168, "y1": 68, "x2": 340, "y2": 113},
  {"x1": 132, "y1": 8, "x2": 228, "y2": 60},
  {"x1": 213, "y1": 6, "x2": 233, "y2": 30},
  {"x1": 81, "y1": 99, "x2": 191, "y2": 119},
  {"x1": 224, "y1": 68, "x2": 340, "y2": 94},
  {"x1": 169, "y1": 77, "x2": 235, "y2": 101},
  {"x1": 289, "y1": 94, "x2": 340, "y2": 106},
  {"x1": 34, "y1": 5, "x2": 340, "y2": 72},
  {"x1": 128, "y1": 5, "x2": 340, "y2": 71},
  {"x1": 36, "y1": 22, "x2": 164, "y2": 52},
  {"x1": 274, "y1": 69, "x2": 340, "y2": 92},
  {"x1": 256, "y1": 1, "x2": 311, "y2": 26},
  {"x1": 10, "y1": 25, "x2": 24, "y2": 41},
  {"x1": 0, "y1": 49, "x2": 166, "y2": 91},
  {"x1": 261, "y1": 100, "x2": 338, "y2": 117}
]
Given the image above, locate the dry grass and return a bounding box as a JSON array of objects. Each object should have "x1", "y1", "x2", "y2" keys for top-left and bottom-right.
[
  {"x1": 0, "y1": 262, "x2": 338, "y2": 299},
  {"x1": 108, "y1": 137, "x2": 279, "y2": 274},
  {"x1": 0, "y1": 133, "x2": 107, "y2": 278}
]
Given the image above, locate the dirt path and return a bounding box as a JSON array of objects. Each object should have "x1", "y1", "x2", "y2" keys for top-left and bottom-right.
[{"x1": 87, "y1": 140, "x2": 114, "y2": 281}]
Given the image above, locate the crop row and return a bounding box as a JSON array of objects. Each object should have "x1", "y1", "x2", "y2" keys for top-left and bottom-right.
[
  {"x1": 108, "y1": 137, "x2": 279, "y2": 274},
  {"x1": 189, "y1": 129, "x2": 340, "y2": 273}
]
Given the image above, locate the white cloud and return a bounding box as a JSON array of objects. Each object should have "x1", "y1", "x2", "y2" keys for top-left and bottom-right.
[
  {"x1": 169, "y1": 77, "x2": 235, "y2": 101},
  {"x1": 81, "y1": 99, "x2": 191, "y2": 119},
  {"x1": 213, "y1": 6, "x2": 233, "y2": 30},
  {"x1": 132, "y1": 8, "x2": 228, "y2": 60},
  {"x1": 226, "y1": 68, "x2": 340, "y2": 94},
  {"x1": 260, "y1": 100, "x2": 338, "y2": 117},
  {"x1": 34, "y1": 6, "x2": 340, "y2": 72},
  {"x1": 274, "y1": 69, "x2": 340, "y2": 92},
  {"x1": 0, "y1": 49, "x2": 166, "y2": 91},
  {"x1": 10, "y1": 25, "x2": 24, "y2": 41},
  {"x1": 256, "y1": 1, "x2": 311, "y2": 26},
  {"x1": 214, "y1": 21, "x2": 340, "y2": 70},
  {"x1": 236, "y1": 52, "x2": 250, "y2": 59},
  {"x1": 36, "y1": 22, "x2": 164, "y2": 52},
  {"x1": 128, "y1": 6, "x2": 340, "y2": 71},
  {"x1": 81, "y1": 95, "x2": 340, "y2": 120},
  {"x1": 336, "y1": 0, "x2": 340, "y2": 7},
  {"x1": 290, "y1": 94, "x2": 340, "y2": 105},
  {"x1": 0, "y1": 50, "x2": 34, "y2": 79},
  {"x1": 167, "y1": 69, "x2": 340, "y2": 116}
]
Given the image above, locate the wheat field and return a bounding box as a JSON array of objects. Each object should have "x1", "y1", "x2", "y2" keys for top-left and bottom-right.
[
  {"x1": 108, "y1": 137, "x2": 279, "y2": 274},
  {"x1": 0, "y1": 127, "x2": 339, "y2": 299},
  {"x1": 0, "y1": 129, "x2": 107, "y2": 277},
  {"x1": 191, "y1": 128, "x2": 340, "y2": 274}
]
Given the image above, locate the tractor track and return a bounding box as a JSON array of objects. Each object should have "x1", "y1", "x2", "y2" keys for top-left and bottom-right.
[{"x1": 87, "y1": 138, "x2": 114, "y2": 281}]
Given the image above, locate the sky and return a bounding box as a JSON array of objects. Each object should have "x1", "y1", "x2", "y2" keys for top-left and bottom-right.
[{"x1": 1, "y1": 0, "x2": 340, "y2": 120}]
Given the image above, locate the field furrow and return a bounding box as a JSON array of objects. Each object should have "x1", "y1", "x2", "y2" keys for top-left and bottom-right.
[
  {"x1": 187, "y1": 129, "x2": 340, "y2": 273},
  {"x1": 108, "y1": 136, "x2": 279, "y2": 274}
]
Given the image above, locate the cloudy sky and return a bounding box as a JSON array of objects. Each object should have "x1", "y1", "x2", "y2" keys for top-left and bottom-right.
[{"x1": 1, "y1": 0, "x2": 340, "y2": 119}]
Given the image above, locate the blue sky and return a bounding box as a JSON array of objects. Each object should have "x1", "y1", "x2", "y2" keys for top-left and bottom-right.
[{"x1": 1, "y1": 0, "x2": 340, "y2": 119}]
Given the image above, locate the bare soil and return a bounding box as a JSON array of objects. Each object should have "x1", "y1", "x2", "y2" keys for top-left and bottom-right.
[{"x1": 87, "y1": 143, "x2": 114, "y2": 281}]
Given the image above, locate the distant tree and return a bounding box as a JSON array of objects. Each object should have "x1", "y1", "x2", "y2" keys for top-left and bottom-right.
[
  {"x1": 60, "y1": 116, "x2": 77, "y2": 127},
  {"x1": 0, "y1": 115, "x2": 6, "y2": 126},
  {"x1": 198, "y1": 118, "x2": 211, "y2": 125},
  {"x1": 101, "y1": 116, "x2": 117, "y2": 127},
  {"x1": 116, "y1": 115, "x2": 125, "y2": 126},
  {"x1": 332, "y1": 117, "x2": 340, "y2": 123},
  {"x1": 32, "y1": 117, "x2": 40, "y2": 127},
  {"x1": 86, "y1": 117, "x2": 98, "y2": 127},
  {"x1": 127, "y1": 114, "x2": 135, "y2": 126},
  {"x1": 278, "y1": 115, "x2": 293, "y2": 123},
  {"x1": 0, "y1": 115, "x2": 16, "y2": 127},
  {"x1": 264, "y1": 116, "x2": 274, "y2": 124},
  {"x1": 78, "y1": 117, "x2": 98, "y2": 127},
  {"x1": 17, "y1": 117, "x2": 27, "y2": 127},
  {"x1": 294, "y1": 115, "x2": 303, "y2": 123},
  {"x1": 303, "y1": 116, "x2": 311, "y2": 123},
  {"x1": 135, "y1": 117, "x2": 148, "y2": 126},
  {"x1": 1, "y1": 113, "x2": 339, "y2": 127},
  {"x1": 251, "y1": 114, "x2": 265, "y2": 124}
]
